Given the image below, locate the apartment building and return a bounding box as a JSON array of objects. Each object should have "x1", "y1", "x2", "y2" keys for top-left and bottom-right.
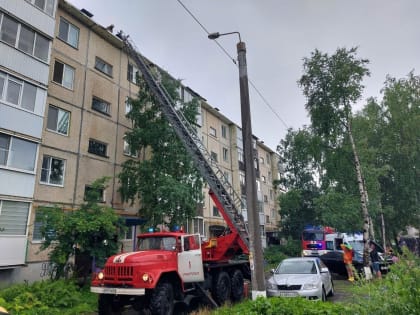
[
  {"x1": 193, "y1": 102, "x2": 281, "y2": 247},
  {"x1": 0, "y1": 0, "x2": 281, "y2": 285},
  {"x1": 0, "y1": 0, "x2": 57, "y2": 285}
]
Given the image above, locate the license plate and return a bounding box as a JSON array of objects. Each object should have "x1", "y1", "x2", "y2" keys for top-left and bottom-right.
[
  {"x1": 279, "y1": 292, "x2": 298, "y2": 297},
  {"x1": 101, "y1": 287, "x2": 117, "y2": 294},
  {"x1": 311, "y1": 251, "x2": 319, "y2": 255}
]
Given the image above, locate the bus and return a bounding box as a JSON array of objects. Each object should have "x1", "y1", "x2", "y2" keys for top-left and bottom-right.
[{"x1": 301, "y1": 225, "x2": 335, "y2": 256}]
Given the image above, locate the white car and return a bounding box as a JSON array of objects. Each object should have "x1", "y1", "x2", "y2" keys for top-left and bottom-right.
[{"x1": 266, "y1": 257, "x2": 334, "y2": 301}]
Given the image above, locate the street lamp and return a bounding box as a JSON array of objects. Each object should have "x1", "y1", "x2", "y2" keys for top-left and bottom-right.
[{"x1": 208, "y1": 31, "x2": 266, "y2": 299}]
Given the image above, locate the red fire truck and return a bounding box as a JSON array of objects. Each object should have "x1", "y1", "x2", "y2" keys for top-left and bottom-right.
[
  {"x1": 301, "y1": 225, "x2": 335, "y2": 257},
  {"x1": 90, "y1": 35, "x2": 251, "y2": 315}
]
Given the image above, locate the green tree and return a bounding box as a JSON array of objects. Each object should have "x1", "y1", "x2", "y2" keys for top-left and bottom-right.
[
  {"x1": 298, "y1": 47, "x2": 372, "y2": 265},
  {"x1": 39, "y1": 177, "x2": 124, "y2": 280},
  {"x1": 276, "y1": 127, "x2": 321, "y2": 238},
  {"x1": 354, "y1": 73, "x2": 420, "y2": 240},
  {"x1": 119, "y1": 71, "x2": 203, "y2": 228}
]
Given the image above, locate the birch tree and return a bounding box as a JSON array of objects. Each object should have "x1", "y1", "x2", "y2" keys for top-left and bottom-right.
[{"x1": 298, "y1": 47, "x2": 372, "y2": 266}]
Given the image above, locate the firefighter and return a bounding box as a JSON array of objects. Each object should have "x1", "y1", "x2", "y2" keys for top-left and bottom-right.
[{"x1": 340, "y1": 242, "x2": 354, "y2": 282}]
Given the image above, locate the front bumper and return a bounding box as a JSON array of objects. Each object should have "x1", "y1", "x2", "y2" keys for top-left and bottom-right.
[
  {"x1": 266, "y1": 288, "x2": 322, "y2": 300},
  {"x1": 90, "y1": 286, "x2": 145, "y2": 295}
]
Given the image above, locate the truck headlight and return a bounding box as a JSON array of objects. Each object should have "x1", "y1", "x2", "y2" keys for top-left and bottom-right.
[{"x1": 97, "y1": 272, "x2": 104, "y2": 280}]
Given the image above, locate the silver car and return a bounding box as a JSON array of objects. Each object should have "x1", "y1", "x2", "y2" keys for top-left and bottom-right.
[{"x1": 266, "y1": 257, "x2": 334, "y2": 301}]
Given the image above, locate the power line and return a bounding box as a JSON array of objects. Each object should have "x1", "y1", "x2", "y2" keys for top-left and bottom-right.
[{"x1": 176, "y1": 0, "x2": 290, "y2": 130}]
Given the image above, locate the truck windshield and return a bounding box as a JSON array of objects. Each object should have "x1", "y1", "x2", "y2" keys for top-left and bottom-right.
[
  {"x1": 303, "y1": 231, "x2": 324, "y2": 241},
  {"x1": 137, "y1": 237, "x2": 177, "y2": 251}
]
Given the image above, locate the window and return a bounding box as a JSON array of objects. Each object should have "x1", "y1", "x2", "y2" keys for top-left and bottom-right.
[
  {"x1": 32, "y1": 209, "x2": 44, "y2": 241},
  {"x1": 120, "y1": 225, "x2": 133, "y2": 240},
  {"x1": 53, "y1": 60, "x2": 74, "y2": 89},
  {"x1": 210, "y1": 151, "x2": 218, "y2": 163},
  {"x1": 264, "y1": 195, "x2": 268, "y2": 203},
  {"x1": 222, "y1": 147, "x2": 228, "y2": 162},
  {"x1": 260, "y1": 157, "x2": 264, "y2": 164},
  {"x1": 209, "y1": 126, "x2": 217, "y2": 137},
  {"x1": 26, "y1": 0, "x2": 56, "y2": 16},
  {"x1": 0, "y1": 13, "x2": 49, "y2": 61},
  {"x1": 88, "y1": 139, "x2": 107, "y2": 157},
  {"x1": 18, "y1": 25, "x2": 35, "y2": 54},
  {"x1": 123, "y1": 139, "x2": 138, "y2": 157},
  {"x1": 221, "y1": 125, "x2": 227, "y2": 138},
  {"x1": 266, "y1": 153, "x2": 271, "y2": 165},
  {"x1": 95, "y1": 57, "x2": 113, "y2": 76},
  {"x1": 33, "y1": 33, "x2": 49, "y2": 61},
  {"x1": 262, "y1": 175, "x2": 266, "y2": 183},
  {"x1": 268, "y1": 171, "x2": 272, "y2": 182},
  {"x1": 40, "y1": 156, "x2": 65, "y2": 186},
  {"x1": 0, "y1": 71, "x2": 38, "y2": 111},
  {"x1": 125, "y1": 96, "x2": 132, "y2": 114},
  {"x1": 212, "y1": 206, "x2": 220, "y2": 217},
  {"x1": 193, "y1": 217, "x2": 204, "y2": 236},
  {"x1": 58, "y1": 17, "x2": 79, "y2": 48},
  {"x1": 0, "y1": 15, "x2": 18, "y2": 46},
  {"x1": 270, "y1": 189, "x2": 274, "y2": 200},
  {"x1": 127, "y1": 63, "x2": 139, "y2": 84},
  {"x1": 84, "y1": 185, "x2": 104, "y2": 202},
  {"x1": 0, "y1": 133, "x2": 37, "y2": 171},
  {"x1": 239, "y1": 171, "x2": 245, "y2": 186},
  {"x1": 92, "y1": 97, "x2": 110, "y2": 115},
  {"x1": 47, "y1": 105, "x2": 70, "y2": 135},
  {"x1": 238, "y1": 149, "x2": 244, "y2": 163},
  {"x1": 0, "y1": 200, "x2": 29, "y2": 236}
]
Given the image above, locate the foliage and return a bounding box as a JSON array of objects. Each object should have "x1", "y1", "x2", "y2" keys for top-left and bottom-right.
[
  {"x1": 263, "y1": 245, "x2": 288, "y2": 271},
  {"x1": 39, "y1": 177, "x2": 125, "y2": 278},
  {"x1": 119, "y1": 70, "x2": 203, "y2": 228},
  {"x1": 211, "y1": 296, "x2": 353, "y2": 315},
  {"x1": 298, "y1": 47, "x2": 370, "y2": 145},
  {"x1": 276, "y1": 127, "x2": 321, "y2": 238},
  {"x1": 350, "y1": 251, "x2": 420, "y2": 314},
  {"x1": 0, "y1": 280, "x2": 97, "y2": 315}
]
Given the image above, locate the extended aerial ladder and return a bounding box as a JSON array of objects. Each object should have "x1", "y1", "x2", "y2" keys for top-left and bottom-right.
[{"x1": 122, "y1": 34, "x2": 250, "y2": 257}]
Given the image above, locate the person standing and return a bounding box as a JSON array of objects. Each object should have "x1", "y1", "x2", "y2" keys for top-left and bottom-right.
[
  {"x1": 370, "y1": 242, "x2": 382, "y2": 279},
  {"x1": 340, "y1": 243, "x2": 354, "y2": 282}
]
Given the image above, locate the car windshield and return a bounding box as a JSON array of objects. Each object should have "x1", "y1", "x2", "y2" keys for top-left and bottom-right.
[
  {"x1": 276, "y1": 260, "x2": 317, "y2": 274},
  {"x1": 137, "y1": 236, "x2": 177, "y2": 251},
  {"x1": 347, "y1": 240, "x2": 364, "y2": 252}
]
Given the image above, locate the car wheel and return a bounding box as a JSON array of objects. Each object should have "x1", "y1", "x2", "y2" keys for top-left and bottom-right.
[
  {"x1": 321, "y1": 287, "x2": 326, "y2": 302},
  {"x1": 327, "y1": 280, "x2": 334, "y2": 297}
]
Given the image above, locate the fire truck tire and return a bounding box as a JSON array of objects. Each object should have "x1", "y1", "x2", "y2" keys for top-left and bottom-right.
[
  {"x1": 211, "y1": 271, "x2": 231, "y2": 306},
  {"x1": 149, "y1": 281, "x2": 174, "y2": 315},
  {"x1": 230, "y1": 269, "x2": 244, "y2": 301},
  {"x1": 98, "y1": 294, "x2": 122, "y2": 315}
]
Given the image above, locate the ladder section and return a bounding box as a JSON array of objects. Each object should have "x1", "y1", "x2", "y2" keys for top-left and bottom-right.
[{"x1": 123, "y1": 36, "x2": 249, "y2": 252}]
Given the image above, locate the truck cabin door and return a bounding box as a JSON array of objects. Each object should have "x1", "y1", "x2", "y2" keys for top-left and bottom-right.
[{"x1": 178, "y1": 234, "x2": 204, "y2": 283}]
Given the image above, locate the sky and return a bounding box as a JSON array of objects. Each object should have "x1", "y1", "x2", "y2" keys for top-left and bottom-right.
[{"x1": 69, "y1": 0, "x2": 420, "y2": 150}]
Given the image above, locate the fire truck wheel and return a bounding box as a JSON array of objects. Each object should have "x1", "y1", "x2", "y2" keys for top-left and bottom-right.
[
  {"x1": 150, "y1": 281, "x2": 174, "y2": 315},
  {"x1": 212, "y1": 271, "x2": 231, "y2": 306},
  {"x1": 98, "y1": 294, "x2": 122, "y2": 315},
  {"x1": 230, "y1": 269, "x2": 244, "y2": 301}
]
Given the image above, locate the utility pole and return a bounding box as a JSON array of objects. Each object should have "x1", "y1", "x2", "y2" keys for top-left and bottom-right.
[
  {"x1": 208, "y1": 32, "x2": 266, "y2": 299},
  {"x1": 237, "y1": 40, "x2": 266, "y2": 299}
]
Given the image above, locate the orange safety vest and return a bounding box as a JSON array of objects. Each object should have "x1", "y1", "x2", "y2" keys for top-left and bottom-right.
[{"x1": 341, "y1": 244, "x2": 353, "y2": 264}]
